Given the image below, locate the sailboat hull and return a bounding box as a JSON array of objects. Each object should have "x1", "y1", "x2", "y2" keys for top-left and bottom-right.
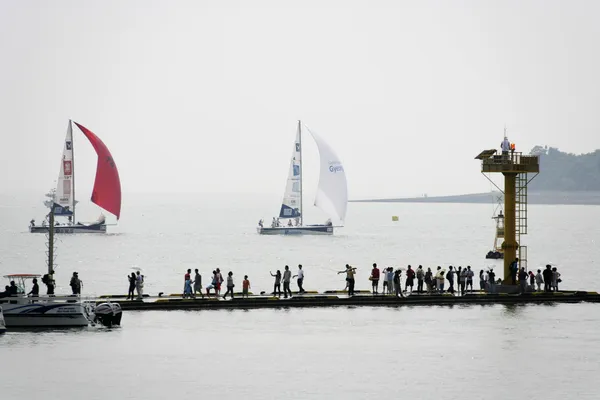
[
  {"x1": 257, "y1": 225, "x2": 333, "y2": 235},
  {"x1": 29, "y1": 224, "x2": 107, "y2": 234}
]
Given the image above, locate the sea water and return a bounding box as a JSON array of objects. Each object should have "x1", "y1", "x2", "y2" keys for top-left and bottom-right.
[{"x1": 1, "y1": 194, "x2": 599, "y2": 398}]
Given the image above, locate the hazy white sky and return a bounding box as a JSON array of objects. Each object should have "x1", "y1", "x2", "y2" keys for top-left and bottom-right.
[{"x1": 1, "y1": 0, "x2": 598, "y2": 199}]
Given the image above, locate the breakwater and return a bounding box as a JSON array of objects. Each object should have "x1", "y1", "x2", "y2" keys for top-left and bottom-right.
[{"x1": 98, "y1": 290, "x2": 600, "y2": 311}]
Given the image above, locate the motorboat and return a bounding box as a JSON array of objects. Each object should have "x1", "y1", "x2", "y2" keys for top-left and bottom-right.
[
  {"x1": 0, "y1": 274, "x2": 92, "y2": 327},
  {"x1": 0, "y1": 274, "x2": 123, "y2": 328}
]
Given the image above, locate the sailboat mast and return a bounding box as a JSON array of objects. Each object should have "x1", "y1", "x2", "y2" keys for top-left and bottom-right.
[
  {"x1": 48, "y1": 208, "x2": 54, "y2": 275},
  {"x1": 298, "y1": 120, "x2": 303, "y2": 226},
  {"x1": 70, "y1": 120, "x2": 76, "y2": 224}
]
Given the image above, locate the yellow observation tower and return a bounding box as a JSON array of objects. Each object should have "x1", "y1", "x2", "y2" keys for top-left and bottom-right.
[{"x1": 475, "y1": 138, "x2": 540, "y2": 283}]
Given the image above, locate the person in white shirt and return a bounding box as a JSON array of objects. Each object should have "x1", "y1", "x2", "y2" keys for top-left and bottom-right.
[
  {"x1": 535, "y1": 269, "x2": 544, "y2": 291},
  {"x1": 293, "y1": 264, "x2": 305, "y2": 294},
  {"x1": 283, "y1": 266, "x2": 292, "y2": 298}
]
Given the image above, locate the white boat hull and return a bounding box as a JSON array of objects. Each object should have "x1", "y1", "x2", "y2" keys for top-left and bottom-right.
[
  {"x1": 0, "y1": 298, "x2": 91, "y2": 327},
  {"x1": 0, "y1": 308, "x2": 6, "y2": 333},
  {"x1": 257, "y1": 225, "x2": 334, "y2": 235},
  {"x1": 30, "y1": 224, "x2": 107, "y2": 234}
]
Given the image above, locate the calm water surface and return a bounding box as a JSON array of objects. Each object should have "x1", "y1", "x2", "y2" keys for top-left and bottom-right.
[{"x1": 1, "y1": 195, "x2": 599, "y2": 398}]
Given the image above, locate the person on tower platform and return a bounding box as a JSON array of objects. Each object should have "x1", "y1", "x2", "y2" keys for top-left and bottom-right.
[{"x1": 501, "y1": 135, "x2": 511, "y2": 156}]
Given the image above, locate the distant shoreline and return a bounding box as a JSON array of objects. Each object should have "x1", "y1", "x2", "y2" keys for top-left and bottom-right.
[{"x1": 350, "y1": 191, "x2": 600, "y2": 206}]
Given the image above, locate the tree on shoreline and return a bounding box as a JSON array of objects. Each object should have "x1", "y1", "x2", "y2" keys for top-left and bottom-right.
[{"x1": 528, "y1": 146, "x2": 600, "y2": 191}]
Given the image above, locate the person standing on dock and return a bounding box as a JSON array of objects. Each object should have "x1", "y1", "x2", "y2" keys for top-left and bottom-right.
[
  {"x1": 206, "y1": 270, "x2": 217, "y2": 296},
  {"x1": 424, "y1": 268, "x2": 433, "y2": 293},
  {"x1": 381, "y1": 267, "x2": 388, "y2": 294},
  {"x1": 552, "y1": 267, "x2": 561, "y2": 291},
  {"x1": 543, "y1": 265, "x2": 553, "y2": 292},
  {"x1": 416, "y1": 265, "x2": 424, "y2": 293},
  {"x1": 479, "y1": 270, "x2": 486, "y2": 291},
  {"x1": 242, "y1": 275, "x2": 250, "y2": 298},
  {"x1": 127, "y1": 272, "x2": 136, "y2": 300},
  {"x1": 223, "y1": 271, "x2": 235, "y2": 299},
  {"x1": 510, "y1": 259, "x2": 519, "y2": 285},
  {"x1": 338, "y1": 264, "x2": 356, "y2": 296},
  {"x1": 270, "y1": 270, "x2": 282, "y2": 297},
  {"x1": 465, "y1": 266, "x2": 474, "y2": 292},
  {"x1": 393, "y1": 269, "x2": 403, "y2": 297},
  {"x1": 216, "y1": 268, "x2": 224, "y2": 296},
  {"x1": 518, "y1": 267, "x2": 528, "y2": 293},
  {"x1": 535, "y1": 269, "x2": 544, "y2": 291},
  {"x1": 487, "y1": 269, "x2": 496, "y2": 294},
  {"x1": 293, "y1": 264, "x2": 305, "y2": 294},
  {"x1": 183, "y1": 269, "x2": 192, "y2": 297},
  {"x1": 193, "y1": 269, "x2": 204, "y2": 298},
  {"x1": 135, "y1": 271, "x2": 144, "y2": 299},
  {"x1": 386, "y1": 267, "x2": 394, "y2": 294},
  {"x1": 183, "y1": 276, "x2": 193, "y2": 299},
  {"x1": 283, "y1": 266, "x2": 292, "y2": 298},
  {"x1": 459, "y1": 267, "x2": 467, "y2": 295},
  {"x1": 370, "y1": 263, "x2": 380, "y2": 294},
  {"x1": 446, "y1": 266, "x2": 455, "y2": 294},
  {"x1": 528, "y1": 271, "x2": 535, "y2": 290},
  {"x1": 435, "y1": 267, "x2": 445, "y2": 293},
  {"x1": 405, "y1": 265, "x2": 415, "y2": 293}
]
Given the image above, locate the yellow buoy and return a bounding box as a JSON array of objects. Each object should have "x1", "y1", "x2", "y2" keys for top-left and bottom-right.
[{"x1": 391, "y1": 216, "x2": 399, "y2": 221}]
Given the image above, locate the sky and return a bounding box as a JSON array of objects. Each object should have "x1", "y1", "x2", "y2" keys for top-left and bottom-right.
[{"x1": 1, "y1": 0, "x2": 599, "y2": 200}]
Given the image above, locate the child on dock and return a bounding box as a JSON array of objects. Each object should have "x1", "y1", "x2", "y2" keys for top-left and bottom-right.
[{"x1": 242, "y1": 275, "x2": 250, "y2": 298}]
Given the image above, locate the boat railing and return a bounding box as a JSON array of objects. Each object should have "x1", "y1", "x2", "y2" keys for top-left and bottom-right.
[{"x1": 0, "y1": 294, "x2": 97, "y2": 304}]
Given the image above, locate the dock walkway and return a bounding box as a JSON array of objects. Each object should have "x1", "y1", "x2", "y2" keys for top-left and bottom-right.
[{"x1": 96, "y1": 290, "x2": 600, "y2": 311}]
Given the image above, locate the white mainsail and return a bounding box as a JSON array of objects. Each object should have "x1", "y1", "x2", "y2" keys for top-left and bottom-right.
[
  {"x1": 306, "y1": 125, "x2": 348, "y2": 225},
  {"x1": 53, "y1": 120, "x2": 75, "y2": 216},
  {"x1": 278, "y1": 122, "x2": 302, "y2": 219}
]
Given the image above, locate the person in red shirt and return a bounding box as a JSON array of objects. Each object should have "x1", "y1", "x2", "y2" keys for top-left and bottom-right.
[
  {"x1": 371, "y1": 263, "x2": 380, "y2": 294},
  {"x1": 242, "y1": 275, "x2": 251, "y2": 298}
]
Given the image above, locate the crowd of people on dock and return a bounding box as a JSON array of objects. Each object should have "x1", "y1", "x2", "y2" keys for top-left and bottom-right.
[
  {"x1": 364, "y1": 262, "x2": 562, "y2": 296},
  {"x1": 115, "y1": 261, "x2": 563, "y2": 300}
]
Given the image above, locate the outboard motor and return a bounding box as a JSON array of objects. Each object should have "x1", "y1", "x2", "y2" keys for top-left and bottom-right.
[{"x1": 94, "y1": 302, "x2": 122, "y2": 327}]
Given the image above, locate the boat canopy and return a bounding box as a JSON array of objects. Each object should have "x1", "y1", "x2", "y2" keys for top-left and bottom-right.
[{"x1": 3, "y1": 274, "x2": 41, "y2": 279}]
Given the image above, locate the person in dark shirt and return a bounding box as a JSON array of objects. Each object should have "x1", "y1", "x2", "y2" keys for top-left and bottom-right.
[
  {"x1": 0, "y1": 285, "x2": 10, "y2": 298},
  {"x1": 510, "y1": 258, "x2": 519, "y2": 285},
  {"x1": 543, "y1": 265, "x2": 553, "y2": 292},
  {"x1": 8, "y1": 281, "x2": 18, "y2": 295},
  {"x1": 28, "y1": 278, "x2": 39, "y2": 297},
  {"x1": 518, "y1": 268, "x2": 528, "y2": 293},
  {"x1": 488, "y1": 270, "x2": 496, "y2": 294}
]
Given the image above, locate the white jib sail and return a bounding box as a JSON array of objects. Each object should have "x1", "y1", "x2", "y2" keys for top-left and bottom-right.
[
  {"x1": 306, "y1": 125, "x2": 348, "y2": 225},
  {"x1": 54, "y1": 120, "x2": 75, "y2": 215},
  {"x1": 278, "y1": 123, "x2": 302, "y2": 219}
]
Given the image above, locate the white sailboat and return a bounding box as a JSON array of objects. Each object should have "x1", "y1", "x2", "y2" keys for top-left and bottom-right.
[
  {"x1": 29, "y1": 120, "x2": 122, "y2": 234},
  {"x1": 258, "y1": 121, "x2": 348, "y2": 235}
]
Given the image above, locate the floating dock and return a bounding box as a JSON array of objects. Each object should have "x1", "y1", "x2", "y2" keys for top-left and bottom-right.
[{"x1": 98, "y1": 290, "x2": 600, "y2": 311}]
